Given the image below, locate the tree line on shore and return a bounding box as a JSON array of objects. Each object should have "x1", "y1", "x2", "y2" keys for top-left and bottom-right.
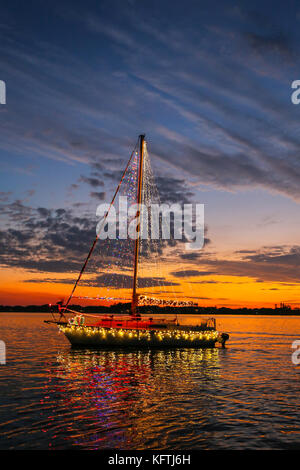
[{"x1": 0, "y1": 303, "x2": 299, "y2": 315}]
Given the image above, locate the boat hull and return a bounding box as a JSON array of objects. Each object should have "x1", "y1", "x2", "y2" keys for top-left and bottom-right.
[{"x1": 59, "y1": 325, "x2": 227, "y2": 348}]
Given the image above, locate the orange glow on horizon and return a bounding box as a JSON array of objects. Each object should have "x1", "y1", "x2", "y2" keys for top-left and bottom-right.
[{"x1": 1, "y1": 265, "x2": 300, "y2": 308}]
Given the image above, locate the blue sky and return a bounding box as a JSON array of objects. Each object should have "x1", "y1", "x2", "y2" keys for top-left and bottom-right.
[{"x1": 1, "y1": 0, "x2": 300, "y2": 305}]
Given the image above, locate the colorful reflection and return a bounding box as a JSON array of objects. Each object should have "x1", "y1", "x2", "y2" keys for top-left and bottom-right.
[{"x1": 44, "y1": 348, "x2": 220, "y2": 449}]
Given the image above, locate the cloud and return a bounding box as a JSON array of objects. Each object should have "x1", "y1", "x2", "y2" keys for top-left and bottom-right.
[
  {"x1": 171, "y1": 269, "x2": 216, "y2": 278},
  {"x1": 23, "y1": 278, "x2": 75, "y2": 284},
  {"x1": 37, "y1": 207, "x2": 52, "y2": 218},
  {"x1": 0, "y1": 195, "x2": 184, "y2": 277},
  {"x1": 90, "y1": 191, "x2": 106, "y2": 200},
  {"x1": 82, "y1": 273, "x2": 179, "y2": 288},
  {"x1": 79, "y1": 175, "x2": 104, "y2": 187},
  {"x1": 0, "y1": 191, "x2": 12, "y2": 202},
  {"x1": 2, "y1": 1, "x2": 300, "y2": 296},
  {"x1": 2, "y1": 4, "x2": 300, "y2": 205},
  {"x1": 0, "y1": 199, "x2": 96, "y2": 273},
  {"x1": 199, "y1": 246, "x2": 300, "y2": 283},
  {"x1": 155, "y1": 176, "x2": 195, "y2": 204},
  {"x1": 24, "y1": 273, "x2": 179, "y2": 290},
  {"x1": 245, "y1": 32, "x2": 294, "y2": 60}
]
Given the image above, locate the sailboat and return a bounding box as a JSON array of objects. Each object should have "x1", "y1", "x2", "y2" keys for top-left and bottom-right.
[{"x1": 46, "y1": 135, "x2": 229, "y2": 348}]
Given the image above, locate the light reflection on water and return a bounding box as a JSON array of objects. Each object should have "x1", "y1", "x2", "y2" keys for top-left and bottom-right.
[
  {"x1": 51, "y1": 347, "x2": 220, "y2": 450},
  {"x1": 0, "y1": 313, "x2": 299, "y2": 449}
]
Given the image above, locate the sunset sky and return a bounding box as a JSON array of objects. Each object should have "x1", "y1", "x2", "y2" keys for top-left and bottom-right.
[{"x1": 1, "y1": 0, "x2": 300, "y2": 307}]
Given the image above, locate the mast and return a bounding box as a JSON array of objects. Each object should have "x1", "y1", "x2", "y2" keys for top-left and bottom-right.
[{"x1": 131, "y1": 134, "x2": 145, "y2": 316}]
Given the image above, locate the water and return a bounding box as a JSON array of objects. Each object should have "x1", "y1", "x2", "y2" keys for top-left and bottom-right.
[{"x1": 0, "y1": 313, "x2": 299, "y2": 450}]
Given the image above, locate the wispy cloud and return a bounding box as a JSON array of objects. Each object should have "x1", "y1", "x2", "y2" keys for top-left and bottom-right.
[{"x1": 184, "y1": 246, "x2": 300, "y2": 283}]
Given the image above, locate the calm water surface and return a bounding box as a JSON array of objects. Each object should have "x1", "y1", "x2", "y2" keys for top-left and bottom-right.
[{"x1": 0, "y1": 313, "x2": 299, "y2": 450}]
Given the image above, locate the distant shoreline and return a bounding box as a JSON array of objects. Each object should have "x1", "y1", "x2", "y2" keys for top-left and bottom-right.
[
  {"x1": 1, "y1": 312, "x2": 300, "y2": 317},
  {"x1": 0, "y1": 304, "x2": 299, "y2": 316}
]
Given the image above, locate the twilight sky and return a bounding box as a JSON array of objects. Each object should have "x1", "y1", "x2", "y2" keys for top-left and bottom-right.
[{"x1": 1, "y1": 0, "x2": 300, "y2": 307}]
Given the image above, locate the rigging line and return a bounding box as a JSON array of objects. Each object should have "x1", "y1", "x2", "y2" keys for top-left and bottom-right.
[{"x1": 64, "y1": 140, "x2": 139, "y2": 311}]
